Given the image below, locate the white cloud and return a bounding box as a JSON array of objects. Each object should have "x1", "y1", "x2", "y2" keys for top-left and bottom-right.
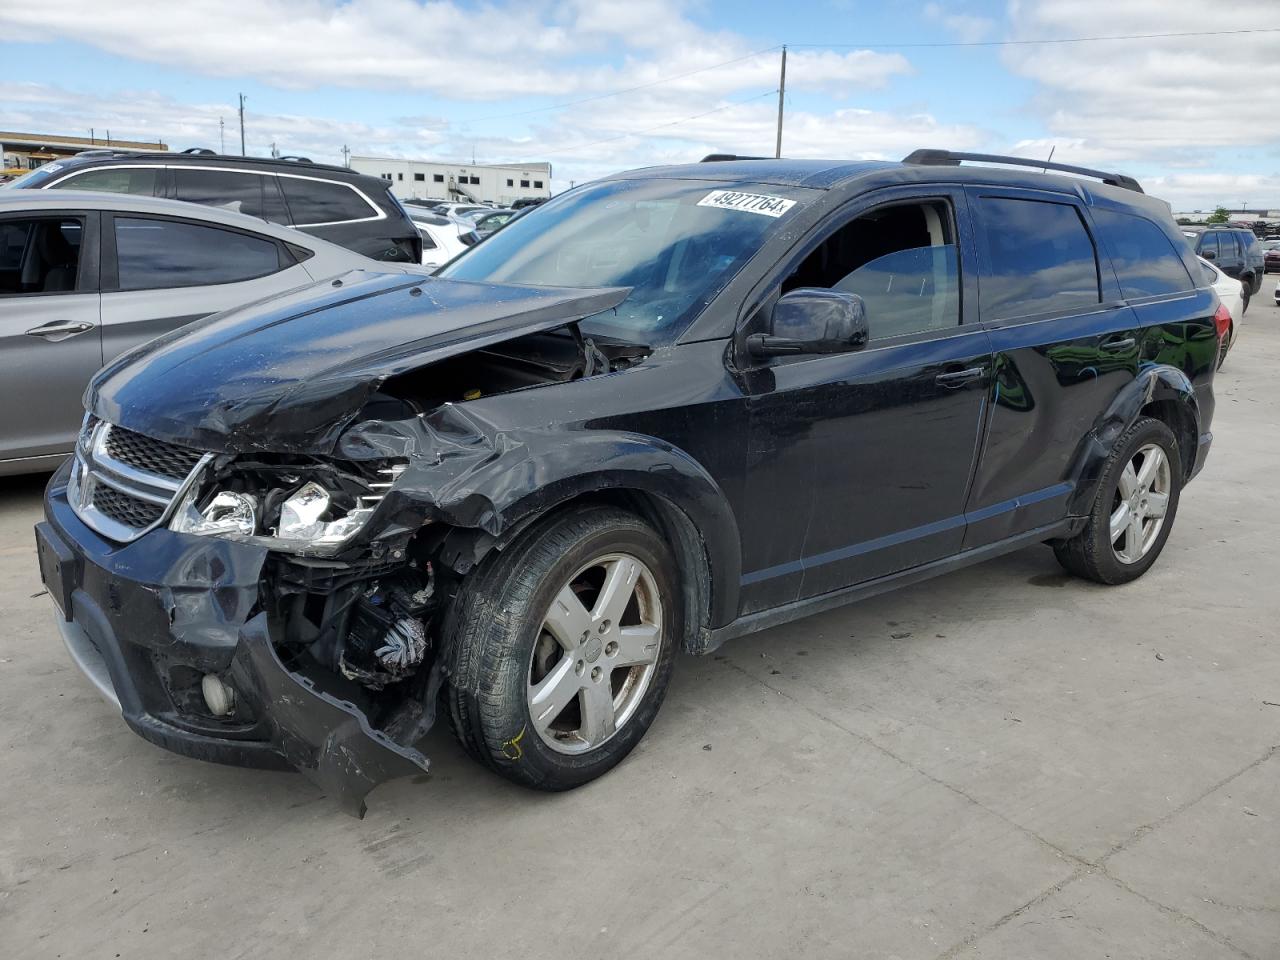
[
  {"x1": 0, "y1": 0, "x2": 949, "y2": 190},
  {"x1": 923, "y1": 2, "x2": 996, "y2": 43},
  {"x1": 1002, "y1": 0, "x2": 1280, "y2": 155},
  {"x1": 0, "y1": 0, "x2": 908, "y2": 100}
]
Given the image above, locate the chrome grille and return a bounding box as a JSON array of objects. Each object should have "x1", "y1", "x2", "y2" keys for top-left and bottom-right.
[
  {"x1": 90, "y1": 483, "x2": 165, "y2": 528},
  {"x1": 104, "y1": 426, "x2": 204, "y2": 482},
  {"x1": 68, "y1": 419, "x2": 212, "y2": 543}
]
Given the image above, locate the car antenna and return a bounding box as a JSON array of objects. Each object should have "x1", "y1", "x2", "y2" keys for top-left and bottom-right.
[{"x1": 1042, "y1": 145, "x2": 1055, "y2": 174}]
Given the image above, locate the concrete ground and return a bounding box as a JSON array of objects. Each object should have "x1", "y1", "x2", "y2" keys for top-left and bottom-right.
[{"x1": 2, "y1": 287, "x2": 1278, "y2": 960}]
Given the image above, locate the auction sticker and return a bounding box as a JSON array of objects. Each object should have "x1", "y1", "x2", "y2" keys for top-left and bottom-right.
[{"x1": 697, "y1": 190, "x2": 796, "y2": 218}]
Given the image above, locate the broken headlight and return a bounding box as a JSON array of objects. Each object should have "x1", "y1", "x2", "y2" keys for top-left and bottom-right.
[{"x1": 170, "y1": 463, "x2": 404, "y2": 553}]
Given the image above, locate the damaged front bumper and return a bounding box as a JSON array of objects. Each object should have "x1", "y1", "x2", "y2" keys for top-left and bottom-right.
[{"x1": 37, "y1": 462, "x2": 429, "y2": 817}]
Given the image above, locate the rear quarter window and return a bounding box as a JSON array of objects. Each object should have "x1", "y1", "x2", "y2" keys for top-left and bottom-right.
[
  {"x1": 114, "y1": 217, "x2": 283, "y2": 291},
  {"x1": 1090, "y1": 209, "x2": 1195, "y2": 299},
  {"x1": 279, "y1": 177, "x2": 379, "y2": 225}
]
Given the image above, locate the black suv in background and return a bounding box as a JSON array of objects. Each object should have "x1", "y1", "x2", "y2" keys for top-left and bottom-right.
[
  {"x1": 5, "y1": 150, "x2": 422, "y2": 264},
  {"x1": 1183, "y1": 225, "x2": 1264, "y2": 308},
  {"x1": 38, "y1": 150, "x2": 1221, "y2": 815}
]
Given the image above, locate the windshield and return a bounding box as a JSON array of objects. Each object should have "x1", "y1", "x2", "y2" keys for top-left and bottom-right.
[{"x1": 438, "y1": 178, "x2": 804, "y2": 342}]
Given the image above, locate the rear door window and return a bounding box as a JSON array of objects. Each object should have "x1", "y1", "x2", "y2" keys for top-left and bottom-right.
[
  {"x1": 278, "y1": 177, "x2": 378, "y2": 225},
  {"x1": 113, "y1": 217, "x2": 282, "y2": 291},
  {"x1": 1090, "y1": 209, "x2": 1194, "y2": 299},
  {"x1": 173, "y1": 168, "x2": 270, "y2": 219},
  {"x1": 975, "y1": 196, "x2": 1100, "y2": 320},
  {"x1": 54, "y1": 167, "x2": 160, "y2": 196},
  {"x1": 1217, "y1": 231, "x2": 1239, "y2": 261}
]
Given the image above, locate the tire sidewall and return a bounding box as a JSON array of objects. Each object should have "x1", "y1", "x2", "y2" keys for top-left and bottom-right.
[
  {"x1": 481, "y1": 514, "x2": 680, "y2": 787},
  {"x1": 1087, "y1": 418, "x2": 1183, "y2": 583}
]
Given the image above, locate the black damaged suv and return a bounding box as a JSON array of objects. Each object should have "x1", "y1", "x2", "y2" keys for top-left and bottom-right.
[{"x1": 37, "y1": 150, "x2": 1222, "y2": 814}]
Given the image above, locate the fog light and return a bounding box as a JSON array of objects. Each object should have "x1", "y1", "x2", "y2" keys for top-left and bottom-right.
[{"x1": 201, "y1": 674, "x2": 236, "y2": 717}]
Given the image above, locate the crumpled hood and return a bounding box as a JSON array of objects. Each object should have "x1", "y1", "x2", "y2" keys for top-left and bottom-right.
[{"x1": 86, "y1": 271, "x2": 628, "y2": 455}]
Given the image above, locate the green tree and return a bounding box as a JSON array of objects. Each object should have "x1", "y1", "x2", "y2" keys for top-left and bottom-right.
[{"x1": 1206, "y1": 206, "x2": 1230, "y2": 224}]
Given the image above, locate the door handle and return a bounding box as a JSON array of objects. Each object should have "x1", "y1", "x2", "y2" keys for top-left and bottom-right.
[
  {"x1": 24, "y1": 321, "x2": 95, "y2": 341},
  {"x1": 1100, "y1": 336, "x2": 1136, "y2": 352},
  {"x1": 935, "y1": 366, "x2": 986, "y2": 388}
]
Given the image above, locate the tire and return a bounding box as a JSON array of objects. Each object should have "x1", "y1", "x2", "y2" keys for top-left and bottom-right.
[
  {"x1": 1240, "y1": 283, "x2": 1251, "y2": 314},
  {"x1": 1054, "y1": 417, "x2": 1182, "y2": 585},
  {"x1": 444, "y1": 506, "x2": 679, "y2": 790}
]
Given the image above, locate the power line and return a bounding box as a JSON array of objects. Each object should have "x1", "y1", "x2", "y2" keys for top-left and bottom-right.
[
  {"x1": 790, "y1": 27, "x2": 1280, "y2": 49},
  {"x1": 467, "y1": 46, "x2": 781, "y2": 123},
  {"x1": 540, "y1": 88, "x2": 778, "y2": 157}
]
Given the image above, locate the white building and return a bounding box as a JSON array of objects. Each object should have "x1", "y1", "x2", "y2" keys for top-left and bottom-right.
[{"x1": 350, "y1": 156, "x2": 552, "y2": 206}]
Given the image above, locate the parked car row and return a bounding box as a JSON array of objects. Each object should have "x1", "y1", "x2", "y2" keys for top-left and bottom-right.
[
  {"x1": 31, "y1": 149, "x2": 1224, "y2": 816},
  {"x1": 1181, "y1": 224, "x2": 1265, "y2": 309}
]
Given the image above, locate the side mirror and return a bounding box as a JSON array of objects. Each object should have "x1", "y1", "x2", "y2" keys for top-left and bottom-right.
[
  {"x1": 747, "y1": 288, "x2": 869, "y2": 358},
  {"x1": 1202, "y1": 249, "x2": 1216, "y2": 260}
]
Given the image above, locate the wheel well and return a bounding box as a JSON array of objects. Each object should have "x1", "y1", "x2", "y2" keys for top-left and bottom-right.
[
  {"x1": 1140, "y1": 398, "x2": 1196, "y2": 479},
  {"x1": 435, "y1": 488, "x2": 716, "y2": 656}
]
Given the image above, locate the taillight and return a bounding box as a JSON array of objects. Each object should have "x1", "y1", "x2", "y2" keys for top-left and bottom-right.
[{"x1": 1214, "y1": 303, "x2": 1232, "y2": 339}]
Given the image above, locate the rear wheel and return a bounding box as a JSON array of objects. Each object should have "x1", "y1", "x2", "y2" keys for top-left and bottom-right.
[
  {"x1": 445, "y1": 506, "x2": 678, "y2": 790},
  {"x1": 1054, "y1": 417, "x2": 1182, "y2": 585},
  {"x1": 1241, "y1": 282, "x2": 1251, "y2": 314}
]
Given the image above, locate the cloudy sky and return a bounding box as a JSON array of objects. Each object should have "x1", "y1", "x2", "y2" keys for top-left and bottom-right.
[{"x1": 2, "y1": 0, "x2": 1277, "y2": 209}]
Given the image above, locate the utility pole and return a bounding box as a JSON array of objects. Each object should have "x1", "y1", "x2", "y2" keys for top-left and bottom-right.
[
  {"x1": 238, "y1": 93, "x2": 246, "y2": 156},
  {"x1": 341, "y1": 144, "x2": 350, "y2": 167},
  {"x1": 219, "y1": 117, "x2": 225, "y2": 154},
  {"x1": 775, "y1": 45, "x2": 787, "y2": 159}
]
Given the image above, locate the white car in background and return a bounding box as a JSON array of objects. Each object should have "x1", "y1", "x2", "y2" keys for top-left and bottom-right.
[
  {"x1": 410, "y1": 212, "x2": 470, "y2": 268},
  {"x1": 1199, "y1": 255, "x2": 1243, "y2": 368}
]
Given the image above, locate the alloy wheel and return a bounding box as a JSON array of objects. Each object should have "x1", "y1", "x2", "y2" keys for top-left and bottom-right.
[
  {"x1": 527, "y1": 553, "x2": 663, "y2": 754},
  {"x1": 1110, "y1": 443, "x2": 1172, "y2": 564}
]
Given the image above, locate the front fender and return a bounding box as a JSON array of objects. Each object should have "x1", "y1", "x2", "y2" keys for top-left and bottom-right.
[
  {"x1": 1065, "y1": 363, "x2": 1201, "y2": 516},
  {"x1": 356, "y1": 413, "x2": 743, "y2": 630}
]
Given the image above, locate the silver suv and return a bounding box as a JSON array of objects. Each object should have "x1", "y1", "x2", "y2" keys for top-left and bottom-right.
[{"x1": 0, "y1": 191, "x2": 412, "y2": 475}]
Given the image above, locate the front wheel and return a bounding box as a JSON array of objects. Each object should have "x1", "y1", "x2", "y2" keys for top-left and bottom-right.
[
  {"x1": 445, "y1": 506, "x2": 679, "y2": 790},
  {"x1": 1054, "y1": 417, "x2": 1182, "y2": 585}
]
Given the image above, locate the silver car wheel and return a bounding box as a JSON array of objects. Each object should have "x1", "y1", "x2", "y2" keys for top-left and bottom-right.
[
  {"x1": 527, "y1": 552, "x2": 663, "y2": 755},
  {"x1": 1110, "y1": 443, "x2": 1172, "y2": 564}
]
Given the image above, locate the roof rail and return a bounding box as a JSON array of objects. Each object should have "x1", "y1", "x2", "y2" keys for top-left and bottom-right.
[
  {"x1": 278, "y1": 155, "x2": 314, "y2": 164},
  {"x1": 181, "y1": 147, "x2": 217, "y2": 155},
  {"x1": 74, "y1": 148, "x2": 134, "y2": 159},
  {"x1": 700, "y1": 153, "x2": 767, "y2": 163},
  {"x1": 902, "y1": 149, "x2": 1143, "y2": 194}
]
